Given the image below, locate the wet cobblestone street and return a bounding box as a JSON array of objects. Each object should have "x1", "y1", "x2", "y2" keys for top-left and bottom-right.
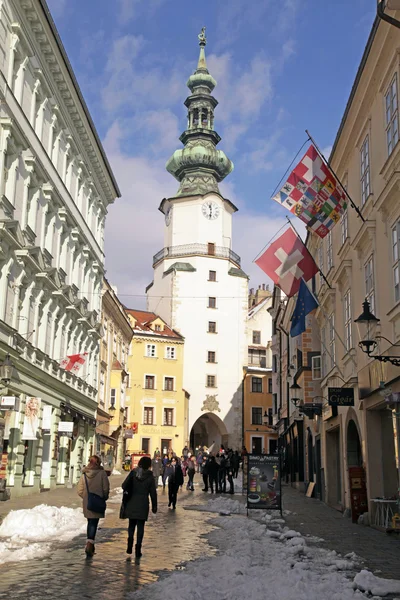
[{"x1": 0, "y1": 480, "x2": 216, "y2": 600}]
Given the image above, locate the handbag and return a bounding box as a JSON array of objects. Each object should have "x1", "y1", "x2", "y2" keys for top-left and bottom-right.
[
  {"x1": 84, "y1": 473, "x2": 107, "y2": 513},
  {"x1": 119, "y1": 491, "x2": 130, "y2": 519}
]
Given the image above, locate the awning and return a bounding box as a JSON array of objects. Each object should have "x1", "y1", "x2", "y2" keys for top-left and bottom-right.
[
  {"x1": 99, "y1": 434, "x2": 118, "y2": 447},
  {"x1": 60, "y1": 403, "x2": 96, "y2": 427}
]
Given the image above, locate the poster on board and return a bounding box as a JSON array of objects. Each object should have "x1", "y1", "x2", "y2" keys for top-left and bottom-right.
[{"x1": 247, "y1": 454, "x2": 282, "y2": 512}]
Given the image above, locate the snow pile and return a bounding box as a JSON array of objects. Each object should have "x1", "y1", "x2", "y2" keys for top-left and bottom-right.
[
  {"x1": 108, "y1": 487, "x2": 123, "y2": 504},
  {"x1": 131, "y1": 497, "x2": 399, "y2": 600},
  {"x1": 354, "y1": 570, "x2": 400, "y2": 597},
  {"x1": 0, "y1": 504, "x2": 86, "y2": 565},
  {"x1": 112, "y1": 469, "x2": 121, "y2": 475},
  {"x1": 187, "y1": 495, "x2": 246, "y2": 514}
]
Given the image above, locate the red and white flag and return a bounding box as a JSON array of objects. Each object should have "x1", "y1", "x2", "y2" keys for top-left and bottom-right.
[
  {"x1": 59, "y1": 353, "x2": 88, "y2": 374},
  {"x1": 255, "y1": 227, "x2": 319, "y2": 297}
]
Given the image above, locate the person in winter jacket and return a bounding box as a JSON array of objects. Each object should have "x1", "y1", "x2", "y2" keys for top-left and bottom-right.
[
  {"x1": 201, "y1": 456, "x2": 209, "y2": 491},
  {"x1": 164, "y1": 457, "x2": 184, "y2": 508},
  {"x1": 121, "y1": 456, "x2": 157, "y2": 559},
  {"x1": 218, "y1": 454, "x2": 227, "y2": 493},
  {"x1": 77, "y1": 455, "x2": 110, "y2": 557},
  {"x1": 207, "y1": 455, "x2": 219, "y2": 493},
  {"x1": 186, "y1": 456, "x2": 195, "y2": 491},
  {"x1": 231, "y1": 451, "x2": 240, "y2": 478},
  {"x1": 151, "y1": 456, "x2": 162, "y2": 487}
]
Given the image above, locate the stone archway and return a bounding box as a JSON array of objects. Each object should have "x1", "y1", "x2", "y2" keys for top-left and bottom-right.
[
  {"x1": 190, "y1": 412, "x2": 228, "y2": 452},
  {"x1": 347, "y1": 419, "x2": 362, "y2": 467}
]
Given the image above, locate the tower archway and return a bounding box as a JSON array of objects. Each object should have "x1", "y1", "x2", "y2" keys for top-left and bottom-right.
[{"x1": 190, "y1": 412, "x2": 228, "y2": 452}]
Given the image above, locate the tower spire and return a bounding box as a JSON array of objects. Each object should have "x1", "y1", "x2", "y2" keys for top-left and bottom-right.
[{"x1": 165, "y1": 28, "x2": 233, "y2": 197}]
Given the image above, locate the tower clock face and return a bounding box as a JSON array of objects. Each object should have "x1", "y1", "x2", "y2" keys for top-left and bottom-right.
[
  {"x1": 165, "y1": 205, "x2": 172, "y2": 226},
  {"x1": 202, "y1": 201, "x2": 220, "y2": 220}
]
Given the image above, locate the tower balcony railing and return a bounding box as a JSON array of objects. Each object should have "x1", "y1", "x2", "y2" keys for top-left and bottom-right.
[{"x1": 153, "y1": 243, "x2": 241, "y2": 267}]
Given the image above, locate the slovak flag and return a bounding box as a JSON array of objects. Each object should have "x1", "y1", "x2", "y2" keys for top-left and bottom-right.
[
  {"x1": 255, "y1": 227, "x2": 318, "y2": 297},
  {"x1": 59, "y1": 353, "x2": 88, "y2": 374}
]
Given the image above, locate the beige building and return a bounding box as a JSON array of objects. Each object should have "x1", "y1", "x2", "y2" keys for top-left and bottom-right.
[
  {"x1": 96, "y1": 280, "x2": 132, "y2": 469},
  {"x1": 308, "y1": 14, "x2": 400, "y2": 521}
]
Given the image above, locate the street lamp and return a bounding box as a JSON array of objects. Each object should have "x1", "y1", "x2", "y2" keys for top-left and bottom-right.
[
  {"x1": 355, "y1": 299, "x2": 400, "y2": 366},
  {"x1": 377, "y1": 0, "x2": 400, "y2": 29},
  {"x1": 290, "y1": 381, "x2": 303, "y2": 407},
  {"x1": 0, "y1": 354, "x2": 16, "y2": 389}
]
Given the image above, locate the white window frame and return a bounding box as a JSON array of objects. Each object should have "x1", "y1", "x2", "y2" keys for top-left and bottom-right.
[
  {"x1": 360, "y1": 135, "x2": 370, "y2": 206},
  {"x1": 110, "y1": 388, "x2": 116, "y2": 408},
  {"x1": 327, "y1": 231, "x2": 333, "y2": 271},
  {"x1": 252, "y1": 330, "x2": 261, "y2": 345},
  {"x1": 163, "y1": 376, "x2": 175, "y2": 392},
  {"x1": 393, "y1": 221, "x2": 400, "y2": 303},
  {"x1": 385, "y1": 73, "x2": 399, "y2": 156},
  {"x1": 207, "y1": 350, "x2": 216, "y2": 363},
  {"x1": 340, "y1": 210, "x2": 348, "y2": 245},
  {"x1": 251, "y1": 376, "x2": 263, "y2": 393},
  {"x1": 163, "y1": 407, "x2": 174, "y2": 426},
  {"x1": 143, "y1": 406, "x2": 155, "y2": 425},
  {"x1": 251, "y1": 406, "x2": 263, "y2": 425},
  {"x1": 328, "y1": 313, "x2": 336, "y2": 371},
  {"x1": 344, "y1": 289, "x2": 353, "y2": 351},
  {"x1": 311, "y1": 355, "x2": 322, "y2": 380},
  {"x1": 206, "y1": 374, "x2": 216, "y2": 388},
  {"x1": 364, "y1": 255, "x2": 375, "y2": 314},
  {"x1": 208, "y1": 296, "x2": 217, "y2": 309},
  {"x1": 144, "y1": 374, "x2": 156, "y2": 390},
  {"x1": 146, "y1": 344, "x2": 156, "y2": 358},
  {"x1": 165, "y1": 346, "x2": 176, "y2": 360},
  {"x1": 99, "y1": 370, "x2": 105, "y2": 403}
]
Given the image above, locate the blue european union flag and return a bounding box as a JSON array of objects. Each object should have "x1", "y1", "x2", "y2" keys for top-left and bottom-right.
[{"x1": 290, "y1": 279, "x2": 319, "y2": 337}]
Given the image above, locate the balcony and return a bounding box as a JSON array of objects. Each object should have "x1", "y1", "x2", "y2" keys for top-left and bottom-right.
[{"x1": 153, "y1": 243, "x2": 241, "y2": 267}]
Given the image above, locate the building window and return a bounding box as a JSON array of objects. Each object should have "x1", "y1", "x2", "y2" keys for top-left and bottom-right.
[
  {"x1": 110, "y1": 388, "x2": 116, "y2": 408},
  {"x1": 340, "y1": 211, "x2": 348, "y2": 245},
  {"x1": 268, "y1": 378, "x2": 272, "y2": 394},
  {"x1": 251, "y1": 407, "x2": 262, "y2": 425},
  {"x1": 327, "y1": 231, "x2": 333, "y2": 271},
  {"x1": 145, "y1": 375, "x2": 155, "y2": 389},
  {"x1": 328, "y1": 313, "x2": 336, "y2": 370},
  {"x1": 272, "y1": 355, "x2": 277, "y2": 373},
  {"x1": 154, "y1": 324, "x2": 161, "y2": 331},
  {"x1": 103, "y1": 319, "x2": 108, "y2": 340},
  {"x1": 209, "y1": 270, "x2": 216, "y2": 282},
  {"x1": 248, "y1": 349, "x2": 267, "y2": 367},
  {"x1": 252, "y1": 330, "x2": 261, "y2": 344},
  {"x1": 206, "y1": 375, "x2": 216, "y2": 388},
  {"x1": 393, "y1": 221, "x2": 400, "y2": 302},
  {"x1": 251, "y1": 377, "x2": 262, "y2": 393},
  {"x1": 207, "y1": 351, "x2": 216, "y2": 363},
  {"x1": 165, "y1": 346, "x2": 176, "y2": 360},
  {"x1": 142, "y1": 438, "x2": 150, "y2": 453},
  {"x1": 163, "y1": 408, "x2": 174, "y2": 426},
  {"x1": 208, "y1": 242, "x2": 215, "y2": 255},
  {"x1": 385, "y1": 74, "x2": 399, "y2": 156},
  {"x1": 164, "y1": 377, "x2": 174, "y2": 391},
  {"x1": 99, "y1": 371, "x2": 105, "y2": 403},
  {"x1": 208, "y1": 297, "x2": 216, "y2": 308},
  {"x1": 321, "y1": 326, "x2": 327, "y2": 377},
  {"x1": 364, "y1": 256, "x2": 375, "y2": 313},
  {"x1": 344, "y1": 289, "x2": 352, "y2": 351},
  {"x1": 143, "y1": 407, "x2": 154, "y2": 425},
  {"x1": 208, "y1": 321, "x2": 217, "y2": 333},
  {"x1": 360, "y1": 135, "x2": 370, "y2": 205},
  {"x1": 312, "y1": 356, "x2": 322, "y2": 380},
  {"x1": 113, "y1": 335, "x2": 117, "y2": 355},
  {"x1": 146, "y1": 344, "x2": 156, "y2": 357}
]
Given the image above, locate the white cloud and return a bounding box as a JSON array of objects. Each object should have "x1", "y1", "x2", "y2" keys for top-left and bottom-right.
[
  {"x1": 117, "y1": 0, "x2": 167, "y2": 24},
  {"x1": 47, "y1": 0, "x2": 67, "y2": 19}
]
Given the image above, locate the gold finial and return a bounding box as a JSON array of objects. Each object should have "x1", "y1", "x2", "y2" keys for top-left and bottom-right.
[{"x1": 198, "y1": 26, "x2": 206, "y2": 46}]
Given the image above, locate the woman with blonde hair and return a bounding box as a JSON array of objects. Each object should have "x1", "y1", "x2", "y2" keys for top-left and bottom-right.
[{"x1": 77, "y1": 455, "x2": 110, "y2": 557}]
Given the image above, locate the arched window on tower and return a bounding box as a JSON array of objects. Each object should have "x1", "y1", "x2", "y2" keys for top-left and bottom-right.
[
  {"x1": 202, "y1": 110, "x2": 208, "y2": 127},
  {"x1": 193, "y1": 108, "x2": 199, "y2": 127}
]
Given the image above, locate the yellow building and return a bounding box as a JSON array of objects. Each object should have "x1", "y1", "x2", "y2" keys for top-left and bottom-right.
[
  {"x1": 124, "y1": 309, "x2": 188, "y2": 456},
  {"x1": 96, "y1": 280, "x2": 133, "y2": 469}
]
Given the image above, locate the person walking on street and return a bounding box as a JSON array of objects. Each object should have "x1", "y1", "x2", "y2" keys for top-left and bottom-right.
[
  {"x1": 226, "y1": 451, "x2": 235, "y2": 494},
  {"x1": 218, "y1": 453, "x2": 227, "y2": 493},
  {"x1": 196, "y1": 450, "x2": 203, "y2": 473},
  {"x1": 151, "y1": 455, "x2": 162, "y2": 488},
  {"x1": 207, "y1": 455, "x2": 219, "y2": 494},
  {"x1": 121, "y1": 456, "x2": 157, "y2": 559},
  {"x1": 182, "y1": 444, "x2": 189, "y2": 459},
  {"x1": 232, "y1": 451, "x2": 240, "y2": 479},
  {"x1": 165, "y1": 457, "x2": 184, "y2": 508},
  {"x1": 77, "y1": 455, "x2": 110, "y2": 557},
  {"x1": 186, "y1": 456, "x2": 195, "y2": 491},
  {"x1": 201, "y1": 456, "x2": 209, "y2": 491}
]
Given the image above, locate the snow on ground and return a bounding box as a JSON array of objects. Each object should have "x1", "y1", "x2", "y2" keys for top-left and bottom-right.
[
  {"x1": 131, "y1": 497, "x2": 400, "y2": 600},
  {"x1": 0, "y1": 504, "x2": 87, "y2": 565},
  {"x1": 108, "y1": 487, "x2": 123, "y2": 504},
  {"x1": 112, "y1": 469, "x2": 122, "y2": 475},
  {"x1": 186, "y1": 495, "x2": 247, "y2": 515}
]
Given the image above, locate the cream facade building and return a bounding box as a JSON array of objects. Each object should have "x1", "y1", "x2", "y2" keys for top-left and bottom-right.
[
  {"x1": 96, "y1": 280, "x2": 132, "y2": 470},
  {"x1": 0, "y1": 0, "x2": 119, "y2": 499}
]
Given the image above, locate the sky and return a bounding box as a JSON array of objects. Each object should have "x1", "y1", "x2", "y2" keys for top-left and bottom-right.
[{"x1": 46, "y1": 0, "x2": 376, "y2": 308}]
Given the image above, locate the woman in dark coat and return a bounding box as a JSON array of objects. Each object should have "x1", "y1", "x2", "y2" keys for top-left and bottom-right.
[
  {"x1": 121, "y1": 456, "x2": 157, "y2": 558},
  {"x1": 164, "y1": 456, "x2": 184, "y2": 509}
]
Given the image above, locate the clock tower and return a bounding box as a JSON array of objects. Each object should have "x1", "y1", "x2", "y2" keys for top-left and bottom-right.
[{"x1": 147, "y1": 28, "x2": 248, "y2": 450}]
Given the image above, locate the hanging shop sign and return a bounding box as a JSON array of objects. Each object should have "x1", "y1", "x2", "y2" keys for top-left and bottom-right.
[
  {"x1": 58, "y1": 421, "x2": 74, "y2": 437},
  {"x1": 1, "y1": 396, "x2": 20, "y2": 411},
  {"x1": 42, "y1": 405, "x2": 52, "y2": 433},
  {"x1": 247, "y1": 454, "x2": 282, "y2": 513},
  {"x1": 328, "y1": 388, "x2": 354, "y2": 406},
  {"x1": 22, "y1": 397, "x2": 41, "y2": 440}
]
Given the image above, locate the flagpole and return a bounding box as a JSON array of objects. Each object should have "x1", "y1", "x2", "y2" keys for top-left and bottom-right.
[
  {"x1": 285, "y1": 216, "x2": 332, "y2": 290},
  {"x1": 305, "y1": 129, "x2": 365, "y2": 223}
]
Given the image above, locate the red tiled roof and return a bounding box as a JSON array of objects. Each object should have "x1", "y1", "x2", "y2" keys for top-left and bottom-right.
[{"x1": 124, "y1": 309, "x2": 183, "y2": 340}]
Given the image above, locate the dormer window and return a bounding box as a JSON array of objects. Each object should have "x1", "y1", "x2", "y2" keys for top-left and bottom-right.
[{"x1": 154, "y1": 324, "x2": 161, "y2": 332}]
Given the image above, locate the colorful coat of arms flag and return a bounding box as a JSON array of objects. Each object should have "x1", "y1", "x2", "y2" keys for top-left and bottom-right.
[
  {"x1": 272, "y1": 144, "x2": 348, "y2": 239},
  {"x1": 59, "y1": 353, "x2": 88, "y2": 373},
  {"x1": 255, "y1": 226, "x2": 319, "y2": 297},
  {"x1": 290, "y1": 279, "x2": 319, "y2": 337}
]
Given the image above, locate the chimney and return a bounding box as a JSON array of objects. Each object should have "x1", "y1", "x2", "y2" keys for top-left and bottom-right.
[{"x1": 262, "y1": 284, "x2": 265, "y2": 290}]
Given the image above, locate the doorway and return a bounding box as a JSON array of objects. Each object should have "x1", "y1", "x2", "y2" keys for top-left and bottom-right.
[
  {"x1": 161, "y1": 439, "x2": 172, "y2": 456},
  {"x1": 326, "y1": 427, "x2": 342, "y2": 507},
  {"x1": 251, "y1": 437, "x2": 262, "y2": 454},
  {"x1": 307, "y1": 431, "x2": 314, "y2": 482}
]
